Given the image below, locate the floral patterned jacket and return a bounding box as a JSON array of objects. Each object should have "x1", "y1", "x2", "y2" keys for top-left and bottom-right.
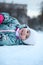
[{"x1": 0, "y1": 12, "x2": 27, "y2": 46}]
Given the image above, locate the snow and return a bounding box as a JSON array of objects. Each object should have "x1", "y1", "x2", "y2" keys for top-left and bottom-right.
[{"x1": 0, "y1": 31, "x2": 43, "y2": 65}]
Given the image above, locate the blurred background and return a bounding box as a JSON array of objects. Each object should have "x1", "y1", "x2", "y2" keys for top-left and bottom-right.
[{"x1": 0, "y1": 0, "x2": 43, "y2": 31}]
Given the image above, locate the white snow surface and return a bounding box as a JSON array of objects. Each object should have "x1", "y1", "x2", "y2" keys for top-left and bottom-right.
[{"x1": 0, "y1": 31, "x2": 43, "y2": 65}]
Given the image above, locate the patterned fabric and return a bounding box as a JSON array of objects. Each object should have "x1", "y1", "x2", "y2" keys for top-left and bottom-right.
[{"x1": 0, "y1": 12, "x2": 27, "y2": 46}]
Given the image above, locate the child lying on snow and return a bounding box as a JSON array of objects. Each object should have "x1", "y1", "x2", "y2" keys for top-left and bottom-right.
[{"x1": 0, "y1": 12, "x2": 37, "y2": 46}]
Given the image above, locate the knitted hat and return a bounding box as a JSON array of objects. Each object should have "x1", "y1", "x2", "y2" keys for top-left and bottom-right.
[{"x1": 23, "y1": 26, "x2": 37, "y2": 45}]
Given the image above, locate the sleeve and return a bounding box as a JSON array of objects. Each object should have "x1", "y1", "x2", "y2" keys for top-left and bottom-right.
[
  {"x1": 0, "y1": 33, "x2": 16, "y2": 46},
  {"x1": 0, "y1": 12, "x2": 21, "y2": 25},
  {"x1": 0, "y1": 12, "x2": 11, "y2": 24}
]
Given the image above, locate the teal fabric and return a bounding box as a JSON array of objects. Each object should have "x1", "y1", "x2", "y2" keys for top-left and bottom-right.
[{"x1": 0, "y1": 12, "x2": 26, "y2": 46}]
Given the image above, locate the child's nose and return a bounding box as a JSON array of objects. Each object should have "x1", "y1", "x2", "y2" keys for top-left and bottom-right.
[{"x1": 23, "y1": 31, "x2": 26, "y2": 35}]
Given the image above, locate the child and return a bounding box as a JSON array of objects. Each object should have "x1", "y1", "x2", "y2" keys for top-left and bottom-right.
[{"x1": 0, "y1": 12, "x2": 37, "y2": 46}]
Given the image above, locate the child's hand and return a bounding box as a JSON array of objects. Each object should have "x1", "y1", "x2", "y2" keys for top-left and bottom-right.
[{"x1": 0, "y1": 14, "x2": 4, "y2": 24}]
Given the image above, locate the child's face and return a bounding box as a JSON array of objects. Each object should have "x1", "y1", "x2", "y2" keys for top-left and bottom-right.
[{"x1": 19, "y1": 28, "x2": 30, "y2": 40}]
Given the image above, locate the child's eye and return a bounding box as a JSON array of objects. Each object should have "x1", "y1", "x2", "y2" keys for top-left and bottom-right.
[{"x1": 27, "y1": 31, "x2": 29, "y2": 33}]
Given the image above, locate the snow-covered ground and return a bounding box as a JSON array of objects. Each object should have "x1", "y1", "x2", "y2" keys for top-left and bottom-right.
[{"x1": 0, "y1": 31, "x2": 43, "y2": 65}]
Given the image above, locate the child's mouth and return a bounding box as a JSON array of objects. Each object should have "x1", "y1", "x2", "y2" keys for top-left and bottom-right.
[{"x1": 21, "y1": 33, "x2": 22, "y2": 35}]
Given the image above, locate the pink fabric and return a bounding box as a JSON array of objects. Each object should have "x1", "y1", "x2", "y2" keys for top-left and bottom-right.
[{"x1": 0, "y1": 14, "x2": 4, "y2": 24}]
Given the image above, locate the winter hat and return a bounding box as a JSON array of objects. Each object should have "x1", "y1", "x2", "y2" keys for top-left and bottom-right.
[
  {"x1": 0, "y1": 14, "x2": 4, "y2": 24},
  {"x1": 23, "y1": 26, "x2": 38, "y2": 45}
]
